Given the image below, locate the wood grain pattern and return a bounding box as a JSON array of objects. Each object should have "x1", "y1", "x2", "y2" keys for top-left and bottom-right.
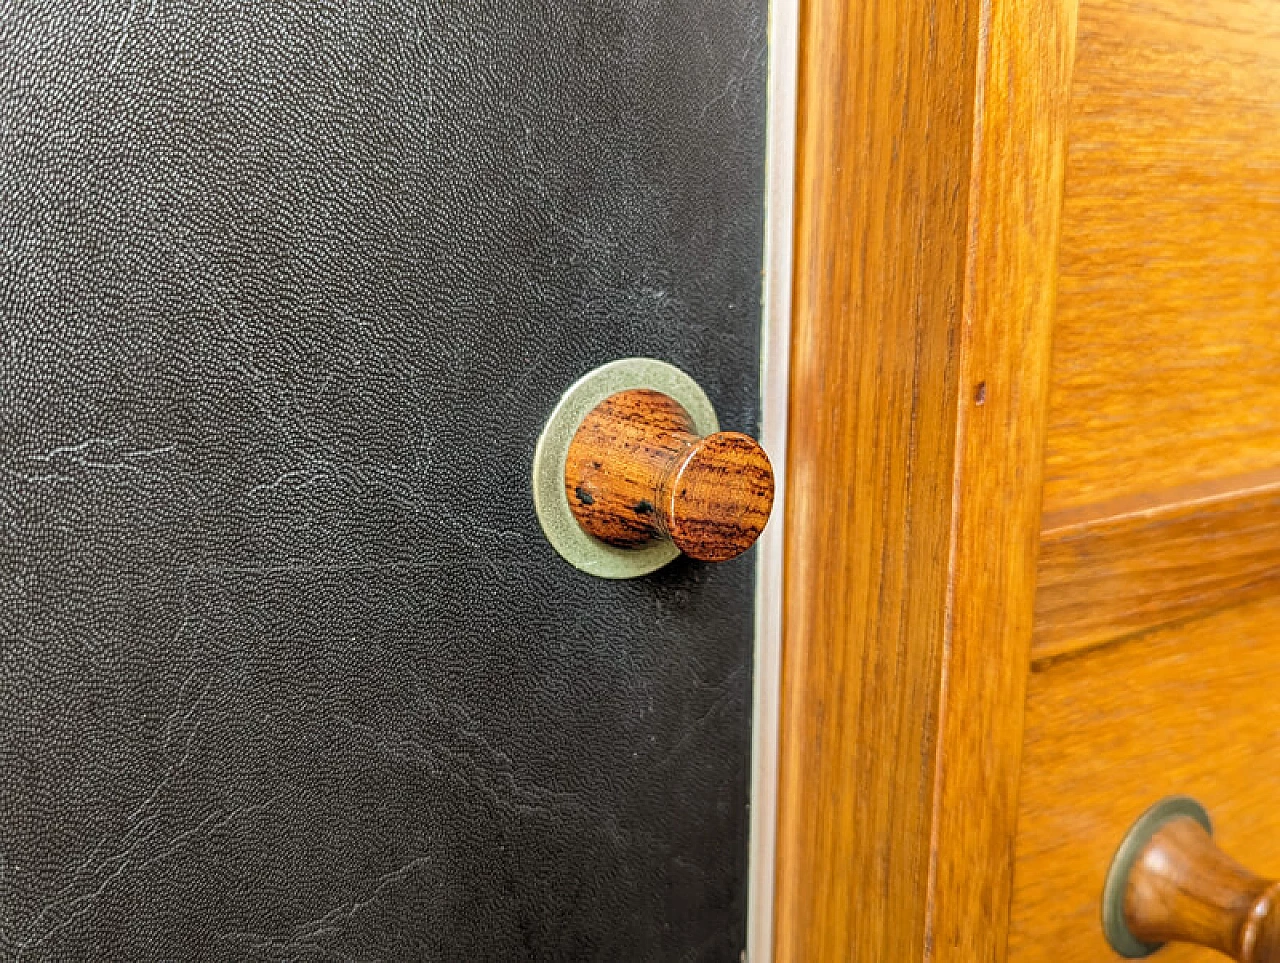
[
  {"x1": 1041, "y1": 0, "x2": 1280, "y2": 513},
  {"x1": 564, "y1": 388, "x2": 774, "y2": 562},
  {"x1": 925, "y1": 0, "x2": 1079, "y2": 956},
  {"x1": 1008, "y1": 594, "x2": 1280, "y2": 963},
  {"x1": 658, "y1": 431, "x2": 774, "y2": 563},
  {"x1": 776, "y1": 0, "x2": 977, "y2": 953},
  {"x1": 1124, "y1": 817, "x2": 1280, "y2": 962},
  {"x1": 1011, "y1": 1, "x2": 1280, "y2": 959},
  {"x1": 773, "y1": 0, "x2": 1075, "y2": 957},
  {"x1": 775, "y1": 0, "x2": 977, "y2": 954},
  {"x1": 1033, "y1": 468, "x2": 1280, "y2": 662}
]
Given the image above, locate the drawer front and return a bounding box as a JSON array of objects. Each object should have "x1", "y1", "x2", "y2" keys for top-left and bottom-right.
[
  {"x1": 1042, "y1": 0, "x2": 1280, "y2": 515},
  {"x1": 1010, "y1": 594, "x2": 1280, "y2": 961},
  {"x1": 1014, "y1": 0, "x2": 1280, "y2": 958}
]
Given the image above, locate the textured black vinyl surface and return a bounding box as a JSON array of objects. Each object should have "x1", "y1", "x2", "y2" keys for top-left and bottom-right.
[{"x1": 0, "y1": 2, "x2": 767, "y2": 960}]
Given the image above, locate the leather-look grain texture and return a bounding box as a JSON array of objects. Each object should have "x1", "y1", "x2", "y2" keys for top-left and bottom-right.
[{"x1": 0, "y1": 2, "x2": 766, "y2": 959}]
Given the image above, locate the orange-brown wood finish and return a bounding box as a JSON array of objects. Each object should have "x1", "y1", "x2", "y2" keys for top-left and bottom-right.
[
  {"x1": 1041, "y1": 0, "x2": 1280, "y2": 513},
  {"x1": 1007, "y1": 0, "x2": 1280, "y2": 958},
  {"x1": 774, "y1": 0, "x2": 1076, "y2": 958},
  {"x1": 780, "y1": 0, "x2": 1277, "y2": 955},
  {"x1": 1124, "y1": 818, "x2": 1280, "y2": 962},
  {"x1": 564, "y1": 389, "x2": 774, "y2": 562},
  {"x1": 1009, "y1": 594, "x2": 1280, "y2": 963},
  {"x1": 1033, "y1": 468, "x2": 1280, "y2": 662}
]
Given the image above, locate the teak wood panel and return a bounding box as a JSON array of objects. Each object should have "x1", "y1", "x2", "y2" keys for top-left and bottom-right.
[
  {"x1": 1033, "y1": 468, "x2": 1280, "y2": 662},
  {"x1": 776, "y1": 0, "x2": 975, "y2": 952},
  {"x1": 1008, "y1": 593, "x2": 1280, "y2": 963},
  {"x1": 774, "y1": 0, "x2": 1076, "y2": 958},
  {"x1": 1041, "y1": 0, "x2": 1280, "y2": 514}
]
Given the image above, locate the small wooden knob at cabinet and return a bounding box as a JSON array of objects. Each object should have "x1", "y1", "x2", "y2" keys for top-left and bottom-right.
[
  {"x1": 1104, "y1": 797, "x2": 1280, "y2": 961},
  {"x1": 564, "y1": 389, "x2": 774, "y2": 563}
]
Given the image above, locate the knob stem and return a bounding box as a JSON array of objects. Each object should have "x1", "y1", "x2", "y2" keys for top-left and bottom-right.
[{"x1": 1126, "y1": 817, "x2": 1280, "y2": 962}]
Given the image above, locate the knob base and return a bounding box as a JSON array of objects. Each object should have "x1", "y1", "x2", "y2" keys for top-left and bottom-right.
[
  {"x1": 531, "y1": 358, "x2": 718, "y2": 579},
  {"x1": 1103, "y1": 796, "x2": 1214, "y2": 958}
]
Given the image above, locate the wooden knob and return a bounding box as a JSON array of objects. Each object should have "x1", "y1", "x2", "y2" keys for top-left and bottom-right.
[
  {"x1": 563, "y1": 388, "x2": 774, "y2": 562},
  {"x1": 1105, "y1": 797, "x2": 1280, "y2": 961}
]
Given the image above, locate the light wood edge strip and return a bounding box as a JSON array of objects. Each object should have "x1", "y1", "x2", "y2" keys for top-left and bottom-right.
[
  {"x1": 929, "y1": 0, "x2": 1078, "y2": 960},
  {"x1": 1032, "y1": 469, "x2": 1280, "y2": 666},
  {"x1": 748, "y1": 0, "x2": 799, "y2": 956},
  {"x1": 774, "y1": 0, "x2": 1077, "y2": 960}
]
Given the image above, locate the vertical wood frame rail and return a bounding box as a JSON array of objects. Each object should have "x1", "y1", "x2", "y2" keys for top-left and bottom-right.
[{"x1": 774, "y1": 0, "x2": 1078, "y2": 959}]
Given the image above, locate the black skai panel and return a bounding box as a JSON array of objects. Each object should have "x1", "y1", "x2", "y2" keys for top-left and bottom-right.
[{"x1": 0, "y1": 1, "x2": 766, "y2": 960}]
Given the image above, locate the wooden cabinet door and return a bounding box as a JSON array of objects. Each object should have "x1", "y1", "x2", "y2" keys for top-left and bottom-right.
[
  {"x1": 1009, "y1": 0, "x2": 1280, "y2": 960},
  {"x1": 774, "y1": 0, "x2": 1277, "y2": 960}
]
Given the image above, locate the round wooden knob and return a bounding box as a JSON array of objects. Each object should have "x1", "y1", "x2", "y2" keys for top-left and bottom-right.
[
  {"x1": 563, "y1": 388, "x2": 774, "y2": 562},
  {"x1": 1104, "y1": 797, "x2": 1280, "y2": 961}
]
